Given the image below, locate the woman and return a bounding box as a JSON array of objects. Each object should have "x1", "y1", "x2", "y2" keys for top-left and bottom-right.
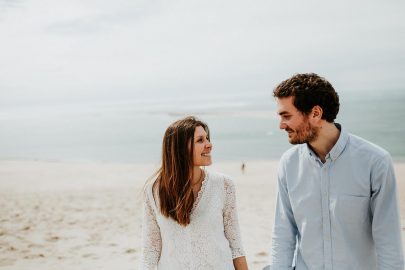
[{"x1": 140, "y1": 116, "x2": 248, "y2": 270}]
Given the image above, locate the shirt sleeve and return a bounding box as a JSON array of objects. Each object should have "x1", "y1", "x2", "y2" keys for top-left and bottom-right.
[
  {"x1": 370, "y1": 154, "x2": 404, "y2": 269},
  {"x1": 223, "y1": 178, "x2": 246, "y2": 259},
  {"x1": 139, "y1": 188, "x2": 162, "y2": 270},
  {"x1": 270, "y1": 161, "x2": 298, "y2": 270}
]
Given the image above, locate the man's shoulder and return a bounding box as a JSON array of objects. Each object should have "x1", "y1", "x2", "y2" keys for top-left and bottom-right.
[
  {"x1": 348, "y1": 133, "x2": 390, "y2": 160},
  {"x1": 280, "y1": 144, "x2": 308, "y2": 166},
  {"x1": 280, "y1": 145, "x2": 304, "y2": 163}
]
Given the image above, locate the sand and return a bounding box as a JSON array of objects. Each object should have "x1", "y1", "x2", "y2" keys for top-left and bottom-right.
[{"x1": 0, "y1": 159, "x2": 404, "y2": 270}]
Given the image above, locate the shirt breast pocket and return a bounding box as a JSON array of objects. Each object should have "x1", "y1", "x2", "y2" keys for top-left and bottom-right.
[{"x1": 336, "y1": 194, "x2": 370, "y2": 224}]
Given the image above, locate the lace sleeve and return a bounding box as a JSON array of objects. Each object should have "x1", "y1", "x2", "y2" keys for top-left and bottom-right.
[
  {"x1": 140, "y1": 188, "x2": 161, "y2": 270},
  {"x1": 223, "y1": 178, "x2": 245, "y2": 259}
]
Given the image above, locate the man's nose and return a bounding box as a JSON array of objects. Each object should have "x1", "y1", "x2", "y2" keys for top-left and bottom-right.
[{"x1": 279, "y1": 121, "x2": 287, "y2": 130}]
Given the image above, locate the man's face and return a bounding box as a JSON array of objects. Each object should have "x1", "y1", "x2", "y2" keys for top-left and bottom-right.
[{"x1": 276, "y1": 96, "x2": 319, "y2": 144}]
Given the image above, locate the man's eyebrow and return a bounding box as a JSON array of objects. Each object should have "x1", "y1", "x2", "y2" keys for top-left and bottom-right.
[{"x1": 278, "y1": 111, "x2": 289, "y2": 116}]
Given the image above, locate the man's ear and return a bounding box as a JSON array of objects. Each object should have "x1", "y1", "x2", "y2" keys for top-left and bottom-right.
[{"x1": 311, "y1": 105, "x2": 323, "y2": 122}]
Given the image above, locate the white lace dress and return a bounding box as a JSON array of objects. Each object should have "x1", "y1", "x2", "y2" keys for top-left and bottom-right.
[{"x1": 140, "y1": 170, "x2": 245, "y2": 270}]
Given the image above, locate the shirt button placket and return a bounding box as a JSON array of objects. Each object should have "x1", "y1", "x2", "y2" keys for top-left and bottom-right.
[{"x1": 321, "y1": 163, "x2": 333, "y2": 270}]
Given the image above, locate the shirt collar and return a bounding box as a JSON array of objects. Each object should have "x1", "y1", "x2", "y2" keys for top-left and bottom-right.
[
  {"x1": 304, "y1": 123, "x2": 349, "y2": 162},
  {"x1": 328, "y1": 123, "x2": 349, "y2": 161}
]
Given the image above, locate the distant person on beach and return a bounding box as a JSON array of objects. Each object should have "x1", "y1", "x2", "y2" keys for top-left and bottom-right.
[
  {"x1": 268, "y1": 73, "x2": 404, "y2": 269},
  {"x1": 140, "y1": 116, "x2": 248, "y2": 270},
  {"x1": 241, "y1": 163, "x2": 245, "y2": 174}
]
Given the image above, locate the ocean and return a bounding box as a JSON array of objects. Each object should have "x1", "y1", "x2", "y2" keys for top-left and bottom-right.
[{"x1": 1, "y1": 89, "x2": 404, "y2": 163}]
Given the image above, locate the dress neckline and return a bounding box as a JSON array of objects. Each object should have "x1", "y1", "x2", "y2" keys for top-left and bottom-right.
[{"x1": 191, "y1": 169, "x2": 209, "y2": 214}]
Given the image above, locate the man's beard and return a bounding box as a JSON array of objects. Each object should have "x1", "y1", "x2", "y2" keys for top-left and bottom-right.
[{"x1": 286, "y1": 118, "x2": 319, "y2": 145}]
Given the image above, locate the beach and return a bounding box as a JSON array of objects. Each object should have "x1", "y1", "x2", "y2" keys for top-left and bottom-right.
[{"x1": 0, "y1": 159, "x2": 404, "y2": 270}]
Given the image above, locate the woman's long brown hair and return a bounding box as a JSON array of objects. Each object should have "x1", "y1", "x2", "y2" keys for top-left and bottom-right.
[{"x1": 153, "y1": 116, "x2": 209, "y2": 226}]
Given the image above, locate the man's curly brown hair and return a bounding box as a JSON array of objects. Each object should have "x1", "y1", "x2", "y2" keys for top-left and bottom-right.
[{"x1": 273, "y1": 73, "x2": 340, "y2": 123}]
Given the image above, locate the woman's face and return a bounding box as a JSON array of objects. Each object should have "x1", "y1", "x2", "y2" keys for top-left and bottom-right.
[{"x1": 192, "y1": 126, "x2": 212, "y2": 167}]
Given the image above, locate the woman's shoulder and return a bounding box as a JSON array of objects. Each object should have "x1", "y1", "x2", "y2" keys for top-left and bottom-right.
[
  {"x1": 143, "y1": 181, "x2": 159, "y2": 207},
  {"x1": 143, "y1": 181, "x2": 154, "y2": 196},
  {"x1": 206, "y1": 170, "x2": 234, "y2": 187}
]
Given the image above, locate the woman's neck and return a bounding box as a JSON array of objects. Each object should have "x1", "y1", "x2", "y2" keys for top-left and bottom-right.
[{"x1": 191, "y1": 166, "x2": 203, "y2": 185}]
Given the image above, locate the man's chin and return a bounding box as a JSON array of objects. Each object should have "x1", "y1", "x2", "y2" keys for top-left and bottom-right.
[{"x1": 288, "y1": 138, "x2": 306, "y2": 145}]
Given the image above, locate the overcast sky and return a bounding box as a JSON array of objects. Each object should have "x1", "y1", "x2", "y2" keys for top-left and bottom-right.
[{"x1": 1, "y1": 0, "x2": 404, "y2": 107}]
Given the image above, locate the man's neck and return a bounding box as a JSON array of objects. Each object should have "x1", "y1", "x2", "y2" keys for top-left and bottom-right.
[{"x1": 308, "y1": 123, "x2": 341, "y2": 163}]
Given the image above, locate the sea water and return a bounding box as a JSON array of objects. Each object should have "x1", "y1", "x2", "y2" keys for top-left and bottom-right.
[{"x1": 0, "y1": 89, "x2": 404, "y2": 163}]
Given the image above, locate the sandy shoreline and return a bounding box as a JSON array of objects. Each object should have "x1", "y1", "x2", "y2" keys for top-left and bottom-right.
[{"x1": 0, "y1": 160, "x2": 404, "y2": 269}]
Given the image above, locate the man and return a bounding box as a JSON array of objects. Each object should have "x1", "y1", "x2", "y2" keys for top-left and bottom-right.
[{"x1": 269, "y1": 73, "x2": 404, "y2": 269}]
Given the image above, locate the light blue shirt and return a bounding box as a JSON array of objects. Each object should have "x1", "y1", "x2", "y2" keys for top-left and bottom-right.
[{"x1": 270, "y1": 125, "x2": 404, "y2": 270}]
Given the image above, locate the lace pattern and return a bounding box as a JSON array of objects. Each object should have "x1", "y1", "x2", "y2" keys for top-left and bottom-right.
[
  {"x1": 191, "y1": 171, "x2": 208, "y2": 215},
  {"x1": 223, "y1": 178, "x2": 245, "y2": 259},
  {"x1": 140, "y1": 189, "x2": 161, "y2": 270},
  {"x1": 139, "y1": 171, "x2": 245, "y2": 270}
]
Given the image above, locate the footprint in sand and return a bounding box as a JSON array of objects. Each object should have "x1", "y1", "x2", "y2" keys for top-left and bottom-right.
[
  {"x1": 23, "y1": 254, "x2": 45, "y2": 259},
  {"x1": 7, "y1": 246, "x2": 17, "y2": 252},
  {"x1": 82, "y1": 253, "x2": 98, "y2": 259},
  {"x1": 255, "y1": 251, "x2": 268, "y2": 257},
  {"x1": 125, "y1": 248, "x2": 137, "y2": 254},
  {"x1": 27, "y1": 243, "x2": 43, "y2": 248},
  {"x1": 21, "y1": 226, "x2": 31, "y2": 231},
  {"x1": 0, "y1": 259, "x2": 16, "y2": 267},
  {"x1": 46, "y1": 235, "x2": 60, "y2": 242}
]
